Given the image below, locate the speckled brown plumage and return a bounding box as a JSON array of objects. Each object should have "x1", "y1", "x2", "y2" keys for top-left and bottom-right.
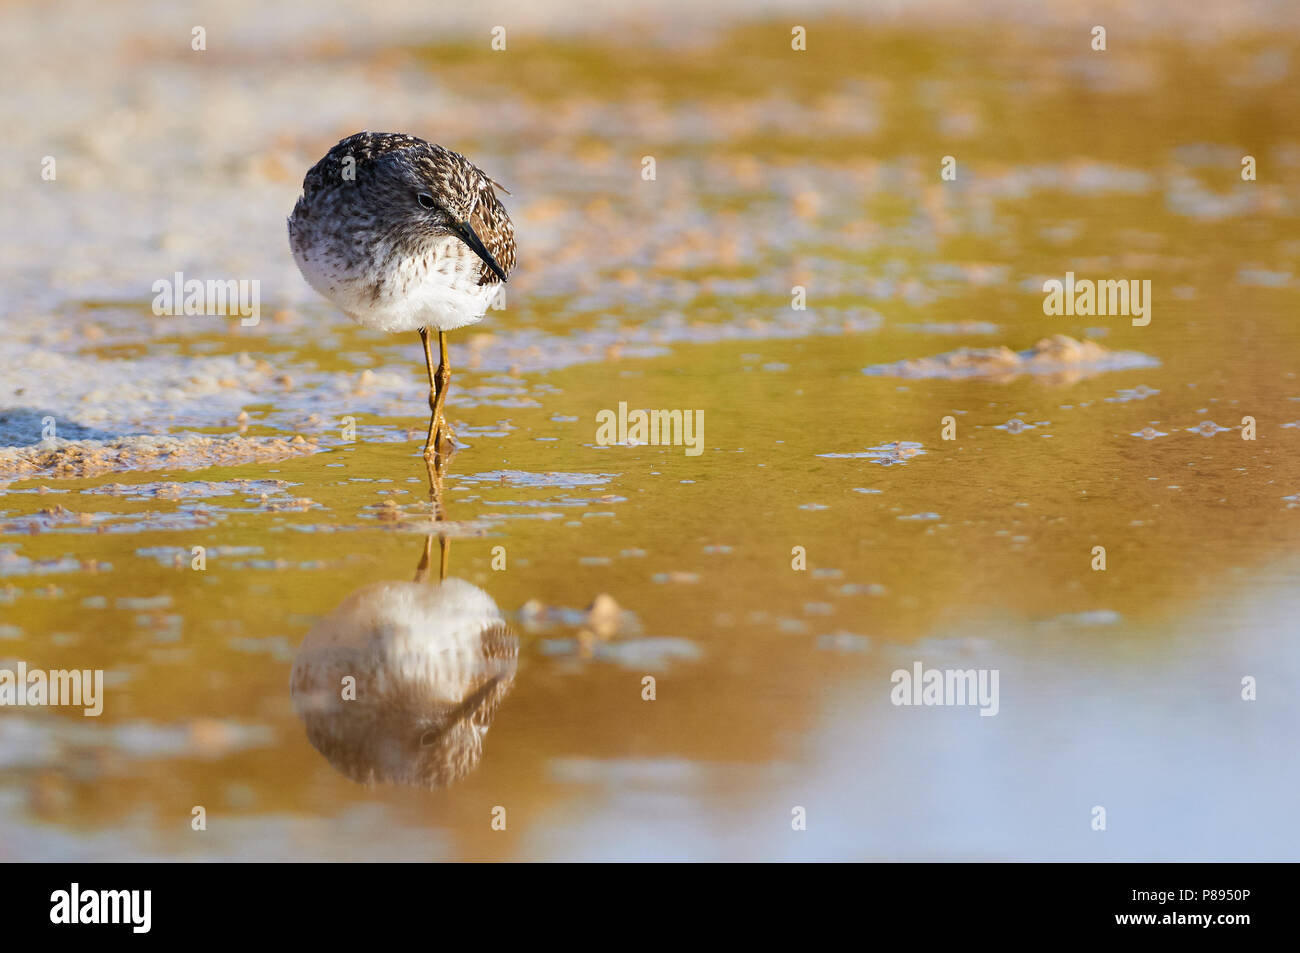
[
  {"x1": 298, "y1": 132, "x2": 514, "y2": 285},
  {"x1": 288, "y1": 131, "x2": 515, "y2": 330}
]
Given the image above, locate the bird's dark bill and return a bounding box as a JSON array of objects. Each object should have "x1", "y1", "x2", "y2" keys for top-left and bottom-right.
[{"x1": 452, "y1": 221, "x2": 507, "y2": 281}]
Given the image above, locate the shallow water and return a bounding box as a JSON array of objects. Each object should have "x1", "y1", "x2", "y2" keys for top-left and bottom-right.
[{"x1": 1, "y1": 6, "x2": 1299, "y2": 860}]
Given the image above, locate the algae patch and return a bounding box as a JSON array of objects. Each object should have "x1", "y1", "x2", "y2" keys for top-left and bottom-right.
[{"x1": 0, "y1": 433, "x2": 321, "y2": 480}]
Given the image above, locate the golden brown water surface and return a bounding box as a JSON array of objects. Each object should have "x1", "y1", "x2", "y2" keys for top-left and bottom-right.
[{"x1": 1, "y1": 16, "x2": 1298, "y2": 860}]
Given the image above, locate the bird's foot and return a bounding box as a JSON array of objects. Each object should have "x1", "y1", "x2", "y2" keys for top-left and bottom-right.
[
  {"x1": 437, "y1": 415, "x2": 459, "y2": 449},
  {"x1": 423, "y1": 418, "x2": 459, "y2": 459}
]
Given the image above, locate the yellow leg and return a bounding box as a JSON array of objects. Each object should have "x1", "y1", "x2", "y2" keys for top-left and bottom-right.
[
  {"x1": 429, "y1": 330, "x2": 454, "y2": 453},
  {"x1": 420, "y1": 328, "x2": 439, "y2": 458},
  {"x1": 420, "y1": 330, "x2": 457, "y2": 456}
]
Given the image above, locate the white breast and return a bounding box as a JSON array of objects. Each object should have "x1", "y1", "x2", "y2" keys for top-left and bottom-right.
[{"x1": 292, "y1": 234, "x2": 501, "y2": 334}]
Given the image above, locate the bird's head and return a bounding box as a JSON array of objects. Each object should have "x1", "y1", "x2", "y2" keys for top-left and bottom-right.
[{"x1": 377, "y1": 147, "x2": 510, "y2": 282}]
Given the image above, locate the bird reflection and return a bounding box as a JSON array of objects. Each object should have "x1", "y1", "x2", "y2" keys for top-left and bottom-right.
[{"x1": 290, "y1": 443, "x2": 517, "y2": 789}]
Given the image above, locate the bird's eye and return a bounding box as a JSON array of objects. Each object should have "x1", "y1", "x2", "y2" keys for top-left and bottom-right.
[{"x1": 417, "y1": 192, "x2": 436, "y2": 210}]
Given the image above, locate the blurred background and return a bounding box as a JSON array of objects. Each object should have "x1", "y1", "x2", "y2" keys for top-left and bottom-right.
[{"x1": 0, "y1": 0, "x2": 1298, "y2": 860}]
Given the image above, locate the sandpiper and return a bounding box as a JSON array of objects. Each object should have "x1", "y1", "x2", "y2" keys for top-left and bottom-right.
[{"x1": 288, "y1": 131, "x2": 516, "y2": 457}]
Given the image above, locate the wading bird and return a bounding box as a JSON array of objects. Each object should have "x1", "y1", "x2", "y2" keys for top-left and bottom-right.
[{"x1": 288, "y1": 131, "x2": 515, "y2": 457}]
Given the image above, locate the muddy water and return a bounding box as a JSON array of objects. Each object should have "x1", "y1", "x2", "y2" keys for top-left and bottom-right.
[{"x1": 2, "y1": 16, "x2": 1299, "y2": 859}]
